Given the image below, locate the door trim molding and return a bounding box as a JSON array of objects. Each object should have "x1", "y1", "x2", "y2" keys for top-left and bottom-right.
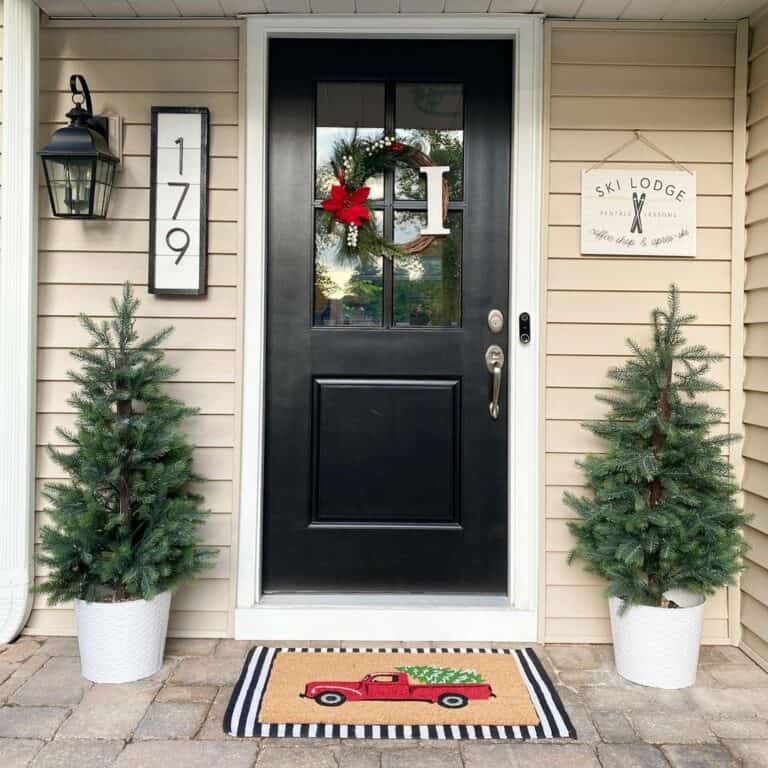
[{"x1": 237, "y1": 13, "x2": 544, "y2": 640}]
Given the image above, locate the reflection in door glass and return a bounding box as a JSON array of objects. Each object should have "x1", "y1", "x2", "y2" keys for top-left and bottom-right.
[
  {"x1": 316, "y1": 82, "x2": 385, "y2": 200},
  {"x1": 395, "y1": 83, "x2": 463, "y2": 201},
  {"x1": 314, "y1": 209, "x2": 383, "y2": 327},
  {"x1": 393, "y1": 211, "x2": 461, "y2": 327}
]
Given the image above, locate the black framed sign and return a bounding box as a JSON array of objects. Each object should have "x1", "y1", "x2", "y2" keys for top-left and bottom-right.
[{"x1": 148, "y1": 107, "x2": 209, "y2": 295}]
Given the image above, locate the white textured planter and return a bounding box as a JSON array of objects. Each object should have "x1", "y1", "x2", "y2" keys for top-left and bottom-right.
[
  {"x1": 74, "y1": 591, "x2": 171, "y2": 684},
  {"x1": 609, "y1": 589, "x2": 705, "y2": 689}
]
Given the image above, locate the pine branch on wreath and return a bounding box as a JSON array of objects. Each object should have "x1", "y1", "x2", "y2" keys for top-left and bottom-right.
[{"x1": 320, "y1": 132, "x2": 446, "y2": 267}]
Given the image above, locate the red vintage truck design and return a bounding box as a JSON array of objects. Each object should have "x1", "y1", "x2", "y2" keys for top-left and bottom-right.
[{"x1": 301, "y1": 672, "x2": 494, "y2": 709}]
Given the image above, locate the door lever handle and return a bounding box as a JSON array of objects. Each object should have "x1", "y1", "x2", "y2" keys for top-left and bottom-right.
[
  {"x1": 485, "y1": 345, "x2": 505, "y2": 421},
  {"x1": 489, "y1": 363, "x2": 502, "y2": 420}
]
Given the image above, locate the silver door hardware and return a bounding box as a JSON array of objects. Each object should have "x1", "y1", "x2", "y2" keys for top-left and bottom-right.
[
  {"x1": 485, "y1": 345, "x2": 505, "y2": 420},
  {"x1": 487, "y1": 309, "x2": 504, "y2": 334}
]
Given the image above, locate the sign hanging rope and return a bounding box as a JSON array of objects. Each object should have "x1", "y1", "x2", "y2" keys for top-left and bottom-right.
[{"x1": 587, "y1": 130, "x2": 694, "y2": 175}]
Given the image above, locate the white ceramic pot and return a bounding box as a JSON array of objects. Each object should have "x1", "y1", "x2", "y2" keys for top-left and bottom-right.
[
  {"x1": 609, "y1": 588, "x2": 705, "y2": 689},
  {"x1": 74, "y1": 591, "x2": 171, "y2": 683}
]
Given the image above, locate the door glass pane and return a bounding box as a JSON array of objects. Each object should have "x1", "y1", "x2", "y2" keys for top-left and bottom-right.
[
  {"x1": 393, "y1": 211, "x2": 461, "y2": 327},
  {"x1": 314, "y1": 209, "x2": 384, "y2": 327},
  {"x1": 316, "y1": 82, "x2": 385, "y2": 200},
  {"x1": 395, "y1": 83, "x2": 464, "y2": 202}
]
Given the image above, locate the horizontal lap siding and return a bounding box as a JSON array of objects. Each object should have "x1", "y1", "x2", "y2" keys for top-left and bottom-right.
[
  {"x1": 26, "y1": 24, "x2": 241, "y2": 639},
  {"x1": 742, "y1": 14, "x2": 768, "y2": 667},
  {"x1": 543, "y1": 22, "x2": 737, "y2": 643}
]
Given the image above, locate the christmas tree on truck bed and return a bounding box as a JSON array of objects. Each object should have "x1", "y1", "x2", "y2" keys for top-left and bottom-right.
[{"x1": 394, "y1": 665, "x2": 484, "y2": 684}]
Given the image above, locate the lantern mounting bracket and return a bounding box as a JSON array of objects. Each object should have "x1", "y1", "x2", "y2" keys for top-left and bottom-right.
[{"x1": 69, "y1": 74, "x2": 109, "y2": 142}]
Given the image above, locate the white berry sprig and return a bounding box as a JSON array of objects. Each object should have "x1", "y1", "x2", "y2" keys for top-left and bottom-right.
[
  {"x1": 346, "y1": 223, "x2": 359, "y2": 248},
  {"x1": 364, "y1": 135, "x2": 397, "y2": 156}
]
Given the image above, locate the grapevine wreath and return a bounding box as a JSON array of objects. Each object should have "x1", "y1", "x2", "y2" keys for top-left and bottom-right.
[{"x1": 320, "y1": 134, "x2": 449, "y2": 263}]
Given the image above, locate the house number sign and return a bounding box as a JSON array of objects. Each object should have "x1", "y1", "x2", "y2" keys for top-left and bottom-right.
[
  {"x1": 581, "y1": 169, "x2": 697, "y2": 257},
  {"x1": 149, "y1": 107, "x2": 209, "y2": 295}
]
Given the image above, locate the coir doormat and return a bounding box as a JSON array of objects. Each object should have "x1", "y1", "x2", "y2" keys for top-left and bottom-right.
[{"x1": 224, "y1": 647, "x2": 575, "y2": 740}]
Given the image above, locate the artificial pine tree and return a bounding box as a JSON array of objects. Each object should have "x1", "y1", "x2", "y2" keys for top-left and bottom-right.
[
  {"x1": 37, "y1": 283, "x2": 215, "y2": 604},
  {"x1": 566, "y1": 285, "x2": 748, "y2": 609}
]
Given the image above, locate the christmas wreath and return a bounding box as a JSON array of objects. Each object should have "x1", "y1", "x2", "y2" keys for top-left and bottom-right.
[{"x1": 320, "y1": 134, "x2": 448, "y2": 263}]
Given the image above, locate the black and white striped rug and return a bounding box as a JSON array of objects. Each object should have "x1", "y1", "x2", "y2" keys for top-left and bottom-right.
[{"x1": 223, "y1": 646, "x2": 576, "y2": 740}]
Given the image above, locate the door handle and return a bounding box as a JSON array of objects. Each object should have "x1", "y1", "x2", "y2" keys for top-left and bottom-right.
[{"x1": 485, "y1": 345, "x2": 505, "y2": 421}]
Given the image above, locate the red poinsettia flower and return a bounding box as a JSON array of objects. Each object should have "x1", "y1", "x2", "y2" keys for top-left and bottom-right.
[
  {"x1": 322, "y1": 184, "x2": 371, "y2": 227},
  {"x1": 389, "y1": 142, "x2": 406, "y2": 151}
]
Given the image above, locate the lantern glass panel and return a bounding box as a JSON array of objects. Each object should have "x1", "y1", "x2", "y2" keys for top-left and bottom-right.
[
  {"x1": 92, "y1": 159, "x2": 116, "y2": 217},
  {"x1": 96, "y1": 157, "x2": 114, "y2": 184},
  {"x1": 43, "y1": 156, "x2": 95, "y2": 216}
]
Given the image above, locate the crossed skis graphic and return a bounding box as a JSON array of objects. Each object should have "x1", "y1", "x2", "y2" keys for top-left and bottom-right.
[{"x1": 631, "y1": 192, "x2": 646, "y2": 234}]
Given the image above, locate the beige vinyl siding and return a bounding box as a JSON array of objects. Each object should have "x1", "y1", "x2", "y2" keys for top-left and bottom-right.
[
  {"x1": 543, "y1": 21, "x2": 742, "y2": 643},
  {"x1": 25, "y1": 22, "x2": 240, "y2": 638},
  {"x1": 742, "y1": 12, "x2": 768, "y2": 668}
]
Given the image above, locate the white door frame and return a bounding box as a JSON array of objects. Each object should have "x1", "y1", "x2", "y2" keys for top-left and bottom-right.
[{"x1": 237, "y1": 13, "x2": 544, "y2": 641}]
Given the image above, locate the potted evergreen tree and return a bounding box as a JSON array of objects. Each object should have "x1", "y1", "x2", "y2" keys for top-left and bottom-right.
[
  {"x1": 566, "y1": 286, "x2": 748, "y2": 689},
  {"x1": 36, "y1": 284, "x2": 215, "y2": 683}
]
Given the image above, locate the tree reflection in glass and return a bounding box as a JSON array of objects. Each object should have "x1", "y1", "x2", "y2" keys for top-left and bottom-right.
[
  {"x1": 314, "y1": 209, "x2": 383, "y2": 327},
  {"x1": 393, "y1": 211, "x2": 461, "y2": 327},
  {"x1": 316, "y1": 82, "x2": 385, "y2": 200},
  {"x1": 395, "y1": 84, "x2": 463, "y2": 202}
]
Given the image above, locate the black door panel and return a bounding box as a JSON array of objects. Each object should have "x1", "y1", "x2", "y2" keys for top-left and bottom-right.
[{"x1": 263, "y1": 39, "x2": 512, "y2": 593}]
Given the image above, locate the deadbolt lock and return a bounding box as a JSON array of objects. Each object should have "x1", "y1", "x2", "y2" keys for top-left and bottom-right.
[{"x1": 487, "y1": 309, "x2": 504, "y2": 334}]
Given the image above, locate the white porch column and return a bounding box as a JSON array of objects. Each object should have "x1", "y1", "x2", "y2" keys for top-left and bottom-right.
[{"x1": 0, "y1": 0, "x2": 39, "y2": 643}]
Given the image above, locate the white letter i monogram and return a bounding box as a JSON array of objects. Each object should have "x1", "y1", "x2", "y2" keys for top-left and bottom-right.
[{"x1": 419, "y1": 166, "x2": 450, "y2": 235}]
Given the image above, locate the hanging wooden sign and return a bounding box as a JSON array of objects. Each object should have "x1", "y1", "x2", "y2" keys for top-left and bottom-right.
[
  {"x1": 149, "y1": 107, "x2": 209, "y2": 295},
  {"x1": 581, "y1": 169, "x2": 697, "y2": 257}
]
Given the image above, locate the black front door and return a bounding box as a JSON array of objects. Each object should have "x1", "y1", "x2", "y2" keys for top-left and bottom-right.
[{"x1": 264, "y1": 39, "x2": 512, "y2": 593}]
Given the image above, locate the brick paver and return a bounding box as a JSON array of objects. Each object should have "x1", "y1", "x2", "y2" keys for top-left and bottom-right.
[
  {"x1": 630, "y1": 712, "x2": 716, "y2": 744},
  {"x1": 337, "y1": 746, "x2": 382, "y2": 768},
  {"x1": 596, "y1": 743, "x2": 669, "y2": 768},
  {"x1": 0, "y1": 637, "x2": 764, "y2": 766},
  {"x1": 723, "y1": 740, "x2": 768, "y2": 767},
  {"x1": 115, "y1": 740, "x2": 259, "y2": 767},
  {"x1": 0, "y1": 639, "x2": 41, "y2": 665},
  {"x1": 463, "y1": 743, "x2": 602, "y2": 767},
  {"x1": 10, "y1": 657, "x2": 90, "y2": 708},
  {"x1": 662, "y1": 744, "x2": 739, "y2": 767},
  {"x1": 0, "y1": 707, "x2": 69, "y2": 740},
  {"x1": 170, "y1": 657, "x2": 243, "y2": 686},
  {"x1": 591, "y1": 710, "x2": 637, "y2": 743},
  {"x1": 134, "y1": 701, "x2": 209, "y2": 740},
  {"x1": 56, "y1": 680, "x2": 159, "y2": 740},
  {"x1": 0, "y1": 738, "x2": 44, "y2": 768},
  {"x1": 30, "y1": 739, "x2": 124, "y2": 768},
  {"x1": 255, "y1": 744, "x2": 338, "y2": 768},
  {"x1": 382, "y1": 748, "x2": 462, "y2": 768}
]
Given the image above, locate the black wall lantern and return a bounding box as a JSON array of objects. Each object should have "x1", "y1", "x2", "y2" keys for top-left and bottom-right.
[{"x1": 39, "y1": 75, "x2": 118, "y2": 219}]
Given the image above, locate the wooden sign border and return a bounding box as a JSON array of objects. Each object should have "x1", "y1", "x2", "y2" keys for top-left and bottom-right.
[{"x1": 148, "y1": 106, "x2": 210, "y2": 296}]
